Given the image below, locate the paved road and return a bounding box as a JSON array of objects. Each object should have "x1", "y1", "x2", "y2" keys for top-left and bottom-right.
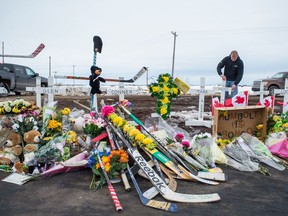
[{"x1": 0, "y1": 163, "x2": 287, "y2": 216}]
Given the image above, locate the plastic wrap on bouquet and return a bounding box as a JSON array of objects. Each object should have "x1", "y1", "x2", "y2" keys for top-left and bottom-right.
[
  {"x1": 42, "y1": 150, "x2": 88, "y2": 177},
  {"x1": 222, "y1": 142, "x2": 260, "y2": 172},
  {"x1": 239, "y1": 133, "x2": 285, "y2": 171},
  {"x1": 265, "y1": 132, "x2": 288, "y2": 158},
  {"x1": 190, "y1": 133, "x2": 215, "y2": 168}
]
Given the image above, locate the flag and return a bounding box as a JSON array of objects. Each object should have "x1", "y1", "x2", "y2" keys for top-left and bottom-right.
[
  {"x1": 225, "y1": 91, "x2": 249, "y2": 107},
  {"x1": 211, "y1": 97, "x2": 225, "y2": 115},
  {"x1": 257, "y1": 95, "x2": 274, "y2": 108}
]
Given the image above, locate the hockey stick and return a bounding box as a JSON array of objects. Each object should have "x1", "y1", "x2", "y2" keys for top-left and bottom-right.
[
  {"x1": 126, "y1": 163, "x2": 178, "y2": 212},
  {"x1": 105, "y1": 126, "x2": 131, "y2": 191},
  {"x1": 94, "y1": 145, "x2": 123, "y2": 212},
  {"x1": 118, "y1": 105, "x2": 222, "y2": 184},
  {"x1": 101, "y1": 114, "x2": 221, "y2": 203},
  {"x1": 0, "y1": 43, "x2": 45, "y2": 58},
  {"x1": 111, "y1": 135, "x2": 178, "y2": 212},
  {"x1": 54, "y1": 67, "x2": 148, "y2": 83}
]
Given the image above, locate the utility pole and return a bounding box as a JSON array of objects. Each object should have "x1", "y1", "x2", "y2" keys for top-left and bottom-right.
[
  {"x1": 171, "y1": 31, "x2": 178, "y2": 79},
  {"x1": 2, "y1": 42, "x2": 4, "y2": 63},
  {"x1": 73, "y1": 65, "x2": 75, "y2": 86}
]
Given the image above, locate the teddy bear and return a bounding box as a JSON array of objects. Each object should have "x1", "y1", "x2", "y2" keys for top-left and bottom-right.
[
  {"x1": 23, "y1": 130, "x2": 41, "y2": 153},
  {"x1": 0, "y1": 131, "x2": 22, "y2": 165}
]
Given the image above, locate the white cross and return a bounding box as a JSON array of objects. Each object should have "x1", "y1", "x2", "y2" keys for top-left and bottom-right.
[
  {"x1": 26, "y1": 76, "x2": 65, "y2": 107},
  {"x1": 274, "y1": 78, "x2": 288, "y2": 113},
  {"x1": 185, "y1": 77, "x2": 219, "y2": 128},
  {"x1": 251, "y1": 81, "x2": 269, "y2": 101}
]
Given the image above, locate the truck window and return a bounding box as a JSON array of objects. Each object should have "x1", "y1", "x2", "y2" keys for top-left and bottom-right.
[
  {"x1": 15, "y1": 66, "x2": 26, "y2": 75},
  {"x1": 25, "y1": 68, "x2": 36, "y2": 76}
]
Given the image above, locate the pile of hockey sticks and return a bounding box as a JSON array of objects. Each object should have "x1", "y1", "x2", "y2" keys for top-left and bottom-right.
[{"x1": 74, "y1": 100, "x2": 224, "y2": 213}]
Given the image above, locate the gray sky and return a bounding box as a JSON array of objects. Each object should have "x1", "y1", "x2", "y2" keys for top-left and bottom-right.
[{"x1": 1, "y1": 0, "x2": 288, "y2": 85}]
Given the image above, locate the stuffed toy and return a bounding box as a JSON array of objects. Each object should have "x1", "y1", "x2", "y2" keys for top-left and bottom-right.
[
  {"x1": 89, "y1": 65, "x2": 106, "y2": 94},
  {"x1": 70, "y1": 116, "x2": 85, "y2": 134},
  {"x1": 0, "y1": 131, "x2": 22, "y2": 165},
  {"x1": 23, "y1": 130, "x2": 41, "y2": 153}
]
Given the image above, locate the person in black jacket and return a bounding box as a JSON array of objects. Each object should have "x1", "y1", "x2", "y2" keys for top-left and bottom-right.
[
  {"x1": 89, "y1": 65, "x2": 105, "y2": 110},
  {"x1": 217, "y1": 50, "x2": 244, "y2": 99}
]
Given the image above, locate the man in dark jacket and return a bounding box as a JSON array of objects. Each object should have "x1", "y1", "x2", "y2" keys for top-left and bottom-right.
[
  {"x1": 89, "y1": 65, "x2": 106, "y2": 110},
  {"x1": 217, "y1": 50, "x2": 244, "y2": 99}
]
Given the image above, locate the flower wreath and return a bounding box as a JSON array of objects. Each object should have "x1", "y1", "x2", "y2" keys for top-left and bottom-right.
[{"x1": 148, "y1": 73, "x2": 180, "y2": 119}]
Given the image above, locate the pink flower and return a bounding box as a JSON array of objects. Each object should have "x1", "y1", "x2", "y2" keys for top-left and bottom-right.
[
  {"x1": 175, "y1": 133, "x2": 184, "y2": 142},
  {"x1": 101, "y1": 106, "x2": 115, "y2": 117},
  {"x1": 181, "y1": 140, "x2": 190, "y2": 148},
  {"x1": 90, "y1": 111, "x2": 96, "y2": 118}
]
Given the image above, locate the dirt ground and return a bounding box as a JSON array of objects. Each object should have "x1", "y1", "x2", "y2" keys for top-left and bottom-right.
[{"x1": 0, "y1": 94, "x2": 287, "y2": 216}]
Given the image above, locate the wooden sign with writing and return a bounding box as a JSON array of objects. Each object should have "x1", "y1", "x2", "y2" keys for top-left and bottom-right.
[{"x1": 213, "y1": 106, "x2": 267, "y2": 140}]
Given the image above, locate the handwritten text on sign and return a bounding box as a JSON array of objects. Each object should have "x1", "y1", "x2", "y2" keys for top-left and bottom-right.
[
  {"x1": 26, "y1": 87, "x2": 65, "y2": 94},
  {"x1": 107, "y1": 89, "x2": 138, "y2": 95},
  {"x1": 216, "y1": 108, "x2": 266, "y2": 139}
]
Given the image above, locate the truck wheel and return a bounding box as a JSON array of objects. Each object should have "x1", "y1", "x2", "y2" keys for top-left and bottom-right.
[
  {"x1": 0, "y1": 81, "x2": 10, "y2": 96},
  {"x1": 15, "y1": 91, "x2": 21, "y2": 96},
  {"x1": 268, "y1": 85, "x2": 279, "y2": 96}
]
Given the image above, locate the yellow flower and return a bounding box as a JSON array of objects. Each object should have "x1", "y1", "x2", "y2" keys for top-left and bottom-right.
[
  {"x1": 135, "y1": 133, "x2": 145, "y2": 142},
  {"x1": 162, "y1": 76, "x2": 169, "y2": 82},
  {"x1": 62, "y1": 107, "x2": 71, "y2": 115},
  {"x1": 47, "y1": 119, "x2": 62, "y2": 129},
  {"x1": 129, "y1": 129, "x2": 141, "y2": 137},
  {"x1": 102, "y1": 156, "x2": 110, "y2": 164},
  {"x1": 256, "y1": 124, "x2": 264, "y2": 130},
  {"x1": 123, "y1": 124, "x2": 132, "y2": 133},
  {"x1": 283, "y1": 123, "x2": 288, "y2": 128},
  {"x1": 12, "y1": 107, "x2": 20, "y2": 113},
  {"x1": 160, "y1": 107, "x2": 167, "y2": 115},
  {"x1": 273, "y1": 115, "x2": 280, "y2": 122},
  {"x1": 162, "y1": 85, "x2": 170, "y2": 93},
  {"x1": 172, "y1": 87, "x2": 179, "y2": 94},
  {"x1": 112, "y1": 116, "x2": 123, "y2": 126},
  {"x1": 67, "y1": 130, "x2": 77, "y2": 143},
  {"x1": 160, "y1": 97, "x2": 169, "y2": 104},
  {"x1": 152, "y1": 86, "x2": 159, "y2": 93},
  {"x1": 104, "y1": 163, "x2": 111, "y2": 172},
  {"x1": 142, "y1": 137, "x2": 154, "y2": 145}
]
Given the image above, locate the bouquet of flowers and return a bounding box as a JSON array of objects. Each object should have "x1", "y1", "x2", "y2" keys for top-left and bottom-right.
[
  {"x1": 0, "y1": 99, "x2": 32, "y2": 114},
  {"x1": 190, "y1": 133, "x2": 216, "y2": 168},
  {"x1": 83, "y1": 112, "x2": 105, "y2": 139},
  {"x1": 267, "y1": 111, "x2": 288, "y2": 135},
  {"x1": 148, "y1": 73, "x2": 180, "y2": 119},
  {"x1": 88, "y1": 148, "x2": 128, "y2": 190}
]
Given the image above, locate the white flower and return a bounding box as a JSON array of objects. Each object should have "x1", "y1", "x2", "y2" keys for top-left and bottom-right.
[
  {"x1": 33, "y1": 126, "x2": 39, "y2": 131},
  {"x1": 4, "y1": 105, "x2": 11, "y2": 112},
  {"x1": 0, "y1": 102, "x2": 3, "y2": 107},
  {"x1": 12, "y1": 123, "x2": 20, "y2": 131},
  {"x1": 17, "y1": 115, "x2": 24, "y2": 122}
]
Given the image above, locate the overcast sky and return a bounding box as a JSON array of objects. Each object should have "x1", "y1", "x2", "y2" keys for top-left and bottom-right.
[{"x1": 1, "y1": 0, "x2": 288, "y2": 85}]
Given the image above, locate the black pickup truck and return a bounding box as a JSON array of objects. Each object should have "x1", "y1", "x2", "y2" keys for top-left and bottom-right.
[{"x1": 0, "y1": 63, "x2": 48, "y2": 96}]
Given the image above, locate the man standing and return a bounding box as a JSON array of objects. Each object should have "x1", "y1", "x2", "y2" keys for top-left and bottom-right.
[{"x1": 217, "y1": 50, "x2": 244, "y2": 99}]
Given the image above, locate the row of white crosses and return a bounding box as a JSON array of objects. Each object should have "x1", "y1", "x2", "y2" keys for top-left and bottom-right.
[
  {"x1": 252, "y1": 79, "x2": 288, "y2": 113},
  {"x1": 184, "y1": 77, "x2": 229, "y2": 128},
  {"x1": 26, "y1": 76, "x2": 138, "y2": 110}
]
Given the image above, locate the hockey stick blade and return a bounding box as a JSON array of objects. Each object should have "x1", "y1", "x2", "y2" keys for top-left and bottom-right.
[
  {"x1": 127, "y1": 163, "x2": 178, "y2": 213},
  {"x1": 130, "y1": 149, "x2": 221, "y2": 203},
  {"x1": 0, "y1": 43, "x2": 45, "y2": 58}
]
